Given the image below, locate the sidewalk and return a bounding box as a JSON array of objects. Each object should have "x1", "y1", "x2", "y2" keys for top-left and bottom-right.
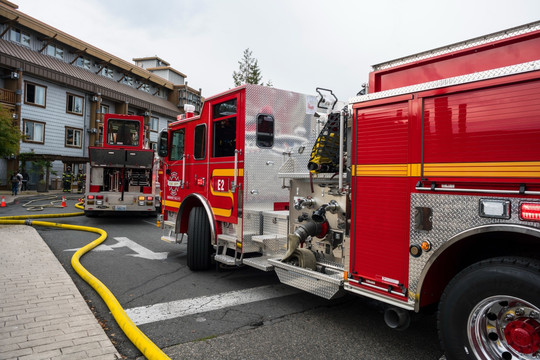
[{"x1": 0, "y1": 192, "x2": 121, "y2": 359}]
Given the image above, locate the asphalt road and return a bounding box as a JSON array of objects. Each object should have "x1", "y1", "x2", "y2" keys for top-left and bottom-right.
[{"x1": 6, "y1": 195, "x2": 445, "y2": 359}]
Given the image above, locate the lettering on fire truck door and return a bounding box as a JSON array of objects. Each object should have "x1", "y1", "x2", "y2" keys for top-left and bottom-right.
[{"x1": 351, "y1": 101, "x2": 413, "y2": 297}]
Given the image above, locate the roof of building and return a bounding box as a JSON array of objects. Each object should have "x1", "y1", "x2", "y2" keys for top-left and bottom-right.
[
  {"x1": 0, "y1": 2, "x2": 175, "y2": 90},
  {"x1": 146, "y1": 66, "x2": 187, "y2": 79},
  {"x1": 0, "y1": 39, "x2": 180, "y2": 117},
  {"x1": 133, "y1": 56, "x2": 170, "y2": 66}
]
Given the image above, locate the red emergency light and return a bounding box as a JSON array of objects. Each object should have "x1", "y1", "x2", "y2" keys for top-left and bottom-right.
[{"x1": 520, "y1": 203, "x2": 540, "y2": 222}]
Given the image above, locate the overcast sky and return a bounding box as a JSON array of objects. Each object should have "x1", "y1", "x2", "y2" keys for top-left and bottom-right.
[{"x1": 17, "y1": 0, "x2": 540, "y2": 101}]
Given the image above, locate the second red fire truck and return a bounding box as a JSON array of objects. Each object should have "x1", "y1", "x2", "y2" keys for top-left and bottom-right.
[
  {"x1": 84, "y1": 114, "x2": 157, "y2": 216},
  {"x1": 157, "y1": 22, "x2": 540, "y2": 360}
]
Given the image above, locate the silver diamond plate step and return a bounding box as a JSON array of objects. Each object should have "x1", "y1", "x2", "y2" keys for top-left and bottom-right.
[
  {"x1": 217, "y1": 234, "x2": 237, "y2": 243},
  {"x1": 214, "y1": 254, "x2": 238, "y2": 266},
  {"x1": 268, "y1": 259, "x2": 345, "y2": 300},
  {"x1": 243, "y1": 255, "x2": 279, "y2": 271}
]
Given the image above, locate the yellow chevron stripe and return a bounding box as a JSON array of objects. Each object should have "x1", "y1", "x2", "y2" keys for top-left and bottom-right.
[
  {"x1": 162, "y1": 199, "x2": 231, "y2": 218},
  {"x1": 353, "y1": 162, "x2": 540, "y2": 177},
  {"x1": 162, "y1": 199, "x2": 181, "y2": 208},
  {"x1": 212, "y1": 207, "x2": 232, "y2": 217},
  {"x1": 354, "y1": 164, "x2": 421, "y2": 177},
  {"x1": 212, "y1": 168, "x2": 244, "y2": 177}
]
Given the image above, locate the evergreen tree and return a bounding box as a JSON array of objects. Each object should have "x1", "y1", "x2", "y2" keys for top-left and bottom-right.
[
  {"x1": 232, "y1": 48, "x2": 272, "y2": 87},
  {"x1": 0, "y1": 105, "x2": 21, "y2": 158}
]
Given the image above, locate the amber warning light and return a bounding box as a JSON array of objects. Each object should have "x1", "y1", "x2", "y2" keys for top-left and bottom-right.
[{"x1": 520, "y1": 203, "x2": 540, "y2": 222}]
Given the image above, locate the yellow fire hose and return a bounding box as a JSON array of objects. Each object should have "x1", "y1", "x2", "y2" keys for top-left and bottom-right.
[{"x1": 0, "y1": 200, "x2": 170, "y2": 360}]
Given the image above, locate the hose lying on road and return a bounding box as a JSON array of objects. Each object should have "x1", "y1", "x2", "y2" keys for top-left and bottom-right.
[
  {"x1": 22, "y1": 195, "x2": 71, "y2": 211},
  {"x1": 0, "y1": 199, "x2": 170, "y2": 360}
]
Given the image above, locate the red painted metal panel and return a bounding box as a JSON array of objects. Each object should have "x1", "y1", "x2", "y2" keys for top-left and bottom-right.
[
  {"x1": 370, "y1": 31, "x2": 540, "y2": 92},
  {"x1": 423, "y1": 78, "x2": 540, "y2": 164},
  {"x1": 351, "y1": 101, "x2": 411, "y2": 297},
  {"x1": 351, "y1": 177, "x2": 411, "y2": 288},
  {"x1": 355, "y1": 102, "x2": 409, "y2": 164}
]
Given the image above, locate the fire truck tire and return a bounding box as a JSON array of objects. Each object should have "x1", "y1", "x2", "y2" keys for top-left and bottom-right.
[
  {"x1": 187, "y1": 207, "x2": 211, "y2": 270},
  {"x1": 438, "y1": 257, "x2": 540, "y2": 360}
]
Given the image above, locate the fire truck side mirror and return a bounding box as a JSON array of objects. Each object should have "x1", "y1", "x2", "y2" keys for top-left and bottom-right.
[{"x1": 157, "y1": 130, "x2": 169, "y2": 157}]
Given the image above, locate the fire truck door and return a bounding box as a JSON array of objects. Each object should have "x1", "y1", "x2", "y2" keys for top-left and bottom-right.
[
  {"x1": 187, "y1": 123, "x2": 209, "y2": 200},
  {"x1": 208, "y1": 96, "x2": 243, "y2": 224},
  {"x1": 350, "y1": 100, "x2": 412, "y2": 298},
  {"x1": 164, "y1": 126, "x2": 188, "y2": 203}
]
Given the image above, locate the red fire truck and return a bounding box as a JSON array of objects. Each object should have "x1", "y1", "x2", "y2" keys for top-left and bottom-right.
[
  {"x1": 84, "y1": 114, "x2": 157, "y2": 216},
  {"x1": 157, "y1": 22, "x2": 540, "y2": 359}
]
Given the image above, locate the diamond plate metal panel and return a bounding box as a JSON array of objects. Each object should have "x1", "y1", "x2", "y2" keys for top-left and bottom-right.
[
  {"x1": 241, "y1": 86, "x2": 320, "y2": 238},
  {"x1": 372, "y1": 21, "x2": 540, "y2": 71},
  {"x1": 243, "y1": 85, "x2": 316, "y2": 209},
  {"x1": 269, "y1": 259, "x2": 344, "y2": 300},
  {"x1": 408, "y1": 193, "x2": 540, "y2": 302},
  {"x1": 262, "y1": 210, "x2": 289, "y2": 235},
  {"x1": 350, "y1": 61, "x2": 540, "y2": 105}
]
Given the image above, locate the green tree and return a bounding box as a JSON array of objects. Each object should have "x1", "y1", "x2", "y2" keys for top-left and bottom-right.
[
  {"x1": 0, "y1": 105, "x2": 21, "y2": 158},
  {"x1": 233, "y1": 48, "x2": 272, "y2": 87}
]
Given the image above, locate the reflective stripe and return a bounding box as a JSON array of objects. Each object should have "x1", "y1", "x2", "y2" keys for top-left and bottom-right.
[{"x1": 353, "y1": 161, "x2": 540, "y2": 178}]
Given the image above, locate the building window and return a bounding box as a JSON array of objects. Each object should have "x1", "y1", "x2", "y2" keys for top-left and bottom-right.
[
  {"x1": 122, "y1": 76, "x2": 133, "y2": 86},
  {"x1": 65, "y1": 127, "x2": 82, "y2": 148},
  {"x1": 23, "y1": 119, "x2": 45, "y2": 143},
  {"x1": 100, "y1": 104, "x2": 109, "y2": 114},
  {"x1": 46, "y1": 44, "x2": 64, "y2": 59},
  {"x1": 140, "y1": 84, "x2": 150, "y2": 93},
  {"x1": 9, "y1": 28, "x2": 30, "y2": 47},
  {"x1": 66, "y1": 93, "x2": 84, "y2": 115},
  {"x1": 150, "y1": 116, "x2": 159, "y2": 132},
  {"x1": 101, "y1": 67, "x2": 114, "y2": 78},
  {"x1": 25, "y1": 82, "x2": 46, "y2": 107},
  {"x1": 75, "y1": 57, "x2": 91, "y2": 69}
]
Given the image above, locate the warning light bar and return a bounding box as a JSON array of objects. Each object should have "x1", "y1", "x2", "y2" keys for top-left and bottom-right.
[{"x1": 520, "y1": 202, "x2": 540, "y2": 222}]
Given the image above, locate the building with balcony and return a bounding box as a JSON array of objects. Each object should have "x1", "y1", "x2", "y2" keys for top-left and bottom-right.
[{"x1": 0, "y1": 0, "x2": 203, "y2": 189}]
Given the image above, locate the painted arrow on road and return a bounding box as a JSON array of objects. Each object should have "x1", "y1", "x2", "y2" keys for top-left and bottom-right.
[{"x1": 65, "y1": 236, "x2": 169, "y2": 260}]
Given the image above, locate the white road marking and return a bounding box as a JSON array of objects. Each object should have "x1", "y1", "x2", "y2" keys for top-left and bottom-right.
[
  {"x1": 64, "y1": 236, "x2": 169, "y2": 260},
  {"x1": 125, "y1": 284, "x2": 300, "y2": 325},
  {"x1": 142, "y1": 219, "x2": 158, "y2": 226}
]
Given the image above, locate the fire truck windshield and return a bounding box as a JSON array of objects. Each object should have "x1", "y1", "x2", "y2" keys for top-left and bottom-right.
[{"x1": 107, "y1": 119, "x2": 140, "y2": 146}]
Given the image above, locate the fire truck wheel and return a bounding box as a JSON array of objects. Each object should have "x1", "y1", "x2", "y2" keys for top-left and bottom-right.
[
  {"x1": 438, "y1": 257, "x2": 540, "y2": 360},
  {"x1": 187, "y1": 207, "x2": 212, "y2": 271}
]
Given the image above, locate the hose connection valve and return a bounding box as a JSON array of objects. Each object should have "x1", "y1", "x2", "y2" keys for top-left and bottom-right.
[{"x1": 294, "y1": 196, "x2": 315, "y2": 210}]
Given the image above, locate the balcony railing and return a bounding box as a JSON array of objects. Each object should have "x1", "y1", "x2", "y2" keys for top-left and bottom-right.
[{"x1": 0, "y1": 88, "x2": 16, "y2": 104}]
